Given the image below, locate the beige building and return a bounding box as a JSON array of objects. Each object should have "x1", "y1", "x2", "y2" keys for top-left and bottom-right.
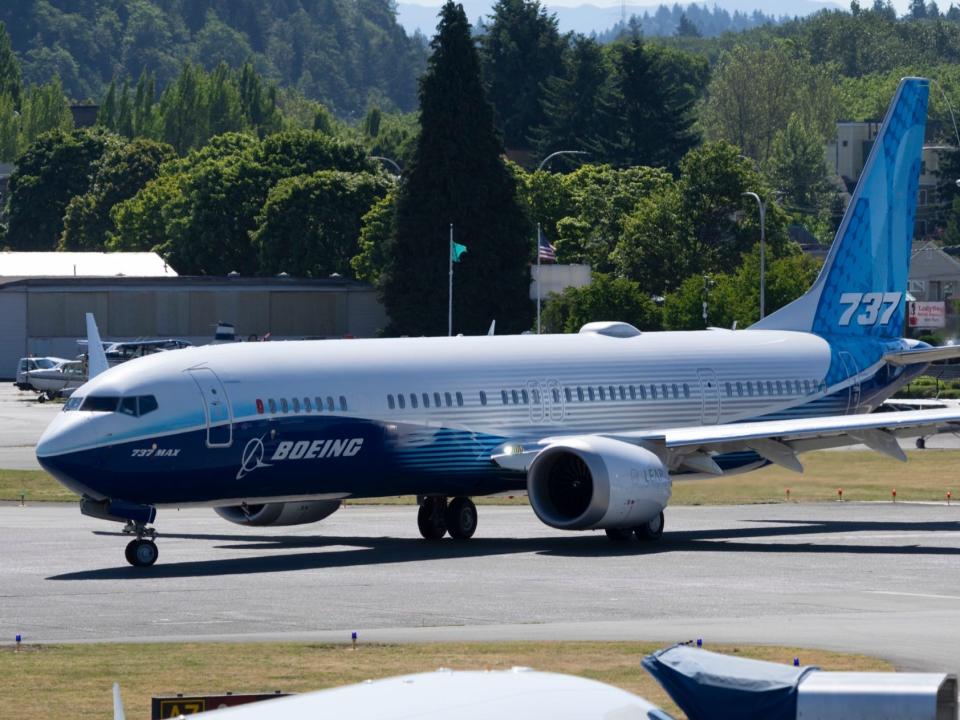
[
  {"x1": 826, "y1": 122, "x2": 946, "y2": 239},
  {"x1": 908, "y1": 241, "x2": 960, "y2": 336}
]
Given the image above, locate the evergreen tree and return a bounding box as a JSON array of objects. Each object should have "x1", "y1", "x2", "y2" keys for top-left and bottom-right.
[
  {"x1": 0, "y1": 22, "x2": 22, "y2": 108},
  {"x1": 116, "y1": 79, "x2": 134, "y2": 137},
  {"x1": 98, "y1": 80, "x2": 117, "y2": 130},
  {"x1": 532, "y1": 36, "x2": 608, "y2": 160},
  {"x1": 381, "y1": 1, "x2": 532, "y2": 335},
  {"x1": 480, "y1": 0, "x2": 564, "y2": 149},
  {"x1": 0, "y1": 92, "x2": 17, "y2": 161},
  {"x1": 675, "y1": 13, "x2": 701, "y2": 37}
]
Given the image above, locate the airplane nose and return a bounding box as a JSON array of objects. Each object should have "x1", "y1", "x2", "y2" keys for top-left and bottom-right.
[{"x1": 36, "y1": 413, "x2": 104, "y2": 499}]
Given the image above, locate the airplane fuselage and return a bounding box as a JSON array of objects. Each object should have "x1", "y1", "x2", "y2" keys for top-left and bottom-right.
[{"x1": 36, "y1": 328, "x2": 919, "y2": 508}]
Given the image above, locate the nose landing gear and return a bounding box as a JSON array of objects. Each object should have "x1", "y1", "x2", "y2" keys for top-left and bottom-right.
[{"x1": 122, "y1": 521, "x2": 159, "y2": 567}]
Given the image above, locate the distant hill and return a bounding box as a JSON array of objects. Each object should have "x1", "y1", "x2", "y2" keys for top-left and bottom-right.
[
  {"x1": 397, "y1": 0, "x2": 842, "y2": 36},
  {"x1": 0, "y1": 1, "x2": 427, "y2": 117}
]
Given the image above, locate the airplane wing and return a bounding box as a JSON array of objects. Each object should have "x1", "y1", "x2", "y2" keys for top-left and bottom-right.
[{"x1": 492, "y1": 408, "x2": 960, "y2": 475}]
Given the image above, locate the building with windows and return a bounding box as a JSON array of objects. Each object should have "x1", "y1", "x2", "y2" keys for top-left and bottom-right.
[{"x1": 826, "y1": 122, "x2": 947, "y2": 239}]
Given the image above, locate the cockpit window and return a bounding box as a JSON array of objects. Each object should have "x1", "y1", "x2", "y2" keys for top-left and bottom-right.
[
  {"x1": 72, "y1": 395, "x2": 159, "y2": 416},
  {"x1": 81, "y1": 396, "x2": 120, "y2": 412},
  {"x1": 63, "y1": 396, "x2": 83, "y2": 411}
]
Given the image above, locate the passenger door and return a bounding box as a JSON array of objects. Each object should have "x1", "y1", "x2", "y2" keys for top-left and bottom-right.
[
  {"x1": 188, "y1": 367, "x2": 233, "y2": 447},
  {"x1": 697, "y1": 368, "x2": 720, "y2": 424}
]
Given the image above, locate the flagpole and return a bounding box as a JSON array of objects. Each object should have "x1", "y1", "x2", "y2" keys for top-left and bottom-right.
[
  {"x1": 536, "y1": 222, "x2": 542, "y2": 335},
  {"x1": 448, "y1": 222, "x2": 453, "y2": 337}
]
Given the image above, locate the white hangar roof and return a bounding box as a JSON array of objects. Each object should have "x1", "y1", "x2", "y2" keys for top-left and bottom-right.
[{"x1": 0, "y1": 252, "x2": 177, "y2": 277}]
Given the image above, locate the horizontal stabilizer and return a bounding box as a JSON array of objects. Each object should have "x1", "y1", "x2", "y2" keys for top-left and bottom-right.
[{"x1": 884, "y1": 345, "x2": 960, "y2": 366}]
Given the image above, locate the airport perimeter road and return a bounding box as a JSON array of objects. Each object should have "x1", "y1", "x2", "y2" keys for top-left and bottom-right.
[
  {"x1": 2, "y1": 502, "x2": 960, "y2": 675},
  {"x1": 0, "y1": 384, "x2": 60, "y2": 470}
]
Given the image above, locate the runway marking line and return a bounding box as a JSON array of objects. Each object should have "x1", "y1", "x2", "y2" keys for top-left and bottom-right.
[{"x1": 867, "y1": 590, "x2": 960, "y2": 601}]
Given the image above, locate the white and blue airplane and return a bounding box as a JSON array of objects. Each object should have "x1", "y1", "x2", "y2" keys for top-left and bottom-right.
[{"x1": 36, "y1": 77, "x2": 960, "y2": 567}]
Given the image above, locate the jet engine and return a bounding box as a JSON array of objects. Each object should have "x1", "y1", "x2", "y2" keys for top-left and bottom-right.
[
  {"x1": 214, "y1": 500, "x2": 341, "y2": 526},
  {"x1": 527, "y1": 436, "x2": 671, "y2": 531}
]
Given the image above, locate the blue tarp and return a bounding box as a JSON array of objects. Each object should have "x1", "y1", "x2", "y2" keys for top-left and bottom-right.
[{"x1": 642, "y1": 644, "x2": 818, "y2": 720}]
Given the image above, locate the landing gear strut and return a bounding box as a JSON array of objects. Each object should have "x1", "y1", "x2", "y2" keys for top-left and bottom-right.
[
  {"x1": 417, "y1": 496, "x2": 477, "y2": 540},
  {"x1": 122, "y1": 521, "x2": 159, "y2": 567},
  {"x1": 604, "y1": 512, "x2": 666, "y2": 543}
]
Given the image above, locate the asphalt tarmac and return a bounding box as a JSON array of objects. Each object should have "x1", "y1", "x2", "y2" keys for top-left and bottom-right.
[
  {"x1": 0, "y1": 384, "x2": 60, "y2": 470},
  {"x1": 2, "y1": 501, "x2": 959, "y2": 677}
]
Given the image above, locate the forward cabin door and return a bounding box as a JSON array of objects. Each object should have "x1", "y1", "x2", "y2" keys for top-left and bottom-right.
[
  {"x1": 697, "y1": 368, "x2": 720, "y2": 424},
  {"x1": 188, "y1": 367, "x2": 233, "y2": 447}
]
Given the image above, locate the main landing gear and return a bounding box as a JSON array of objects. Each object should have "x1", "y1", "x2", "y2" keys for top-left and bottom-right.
[
  {"x1": 604, "y1": 511, "x2": 665, "y2": 543},
  {"x1": 122, "y1": 521, "x2": 159, "y2": 567},
  {"x1": 417, "y1": 496, "x2": 478, "y2": 540}
]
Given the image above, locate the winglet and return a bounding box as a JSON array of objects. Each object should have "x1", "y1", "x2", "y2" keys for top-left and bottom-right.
[
  {"x1": 113, "y1": 683, "x2": 126, "y2": 720},
  {"x1": 487, "y1": 320, "x2": 496, "y2": 336},
  {"x1": 85, "y1": 313, "x2": 109, "y2": 379}
]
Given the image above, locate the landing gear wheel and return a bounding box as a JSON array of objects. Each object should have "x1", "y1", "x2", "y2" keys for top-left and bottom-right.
[
  {"x1": 445, "y1": 497, "x2": 477, "y2": 539},
  {"x1": 605, "y1": 528, "x2": 633, "y2": 542},
  {"x1": 125, "y1": 539, "x2": 159, "y2": 567},
  {"x1": 916, "y1": 437, "x2": 926, "y2": 449},
  {"x1": 634, "y1": 512, "x2": 665, "y2": 542},
  {"x1": 417, "y1": 498, "x2": 447, "y2": 540}
]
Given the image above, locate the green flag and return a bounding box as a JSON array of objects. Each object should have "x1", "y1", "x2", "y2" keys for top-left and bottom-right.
[{"x1": 451, "y1": 240, "x2": 467, "y2": 262}]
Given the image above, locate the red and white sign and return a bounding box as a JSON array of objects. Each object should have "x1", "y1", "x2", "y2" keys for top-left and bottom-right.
[{"x1": 908, "y1": 301, "x2": 946, "y2": 328}]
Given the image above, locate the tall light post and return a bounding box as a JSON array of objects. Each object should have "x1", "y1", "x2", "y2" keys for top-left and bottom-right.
[
  {"x1": 535, "y1": 150, "x2": 588, "y2": 333},
  {"x1": 742, "y1": 191, "x2": 766, "y2": 320}
]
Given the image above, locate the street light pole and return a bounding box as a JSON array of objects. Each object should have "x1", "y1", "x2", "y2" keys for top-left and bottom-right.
[
  {"x1": 742, "y1": 191, "x2": 766, "y2": 320},
  {"x1": 535, "y1": 150, "x2": 588, "y2": 334}
]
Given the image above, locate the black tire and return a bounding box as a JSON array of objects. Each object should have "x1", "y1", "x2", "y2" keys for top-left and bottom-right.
[
  {"x1": 124, "y1": 540, "x2": 137, "y2": 565},
  {"x1": 916, "y1": 437, "x2": 926, "y2": 449},
  {"x1": 36, "y1": 394, "x2": 46, "y2": 403},
  {"x1": 634, "y1": 512, "x2": 665, "y2": 542},
  {"x1": 605, "y1": 528, "x2": 633, "y2": 542},
  {"x1": 445, "y1": 497, "x2": 478, "y2": 540},
  {"x1": 417, "y1": 500, "x2": 447, "y2": 540},
  {"x1": 127, "y1": 539, "x2": 159, "y2": 567}
]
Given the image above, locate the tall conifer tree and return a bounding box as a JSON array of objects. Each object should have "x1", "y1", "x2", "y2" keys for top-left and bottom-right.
[{"x1": 381, "y1": 1, "x2": 532, "y2": 336}]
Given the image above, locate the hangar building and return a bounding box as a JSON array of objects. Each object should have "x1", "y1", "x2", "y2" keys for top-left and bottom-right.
[{"x1": 0, "y1": 253, "x2": 388, "y2": 379}]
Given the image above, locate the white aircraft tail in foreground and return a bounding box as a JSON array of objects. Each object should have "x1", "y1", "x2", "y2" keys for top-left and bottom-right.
[{"x1": 37, "y1": 77, "x2": 960, "y2": 567}]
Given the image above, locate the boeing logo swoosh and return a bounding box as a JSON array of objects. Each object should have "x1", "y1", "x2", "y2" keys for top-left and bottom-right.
[{"x1": 237, "y1": 434, "x2": 272, "y2": 480}]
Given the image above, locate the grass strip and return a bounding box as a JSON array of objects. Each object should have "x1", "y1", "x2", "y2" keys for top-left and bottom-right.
[{"x1": 1, "y1": 640, "x2": 891, "y2": 719}]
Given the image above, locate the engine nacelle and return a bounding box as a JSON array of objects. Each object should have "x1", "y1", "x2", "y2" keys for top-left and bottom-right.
[
  {"x1": 527, "y1": 436, "x2": 671, "y2": 531},
  {"x1": 214, "y1": 500, "x2": 341, "y2": 526}
]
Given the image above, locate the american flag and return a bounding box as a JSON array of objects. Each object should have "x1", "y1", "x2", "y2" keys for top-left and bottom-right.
[{"x1": 538, "y1": 235, "x2": 557, "y2": 263}]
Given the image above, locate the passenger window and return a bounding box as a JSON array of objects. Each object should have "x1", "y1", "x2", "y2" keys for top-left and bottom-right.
[
  {"x1": 269, "y1": 398, "x2": 277, "y2": 414},
  {"x1": 577, "y1": 387, "x2": 584, "y2": 402},
  {"x1": 776, "y1": 380, "x2": 783, "y2": 394},
  {"x1": 410, "y1": 393, "x2": 418, "y2": 409},
  {"x1": 340, "y1": 396, "x2": 347, "y2": 411},
  {"x1": 598, "y1": 386, "x2": 605, "y2": 401},
  {"x1": 785, "y1": 380, "x2": 793, "y2": 394},
  {"x1": 512, "y1": 389, "x2": 519, "y2": 404},
  {"x1": 736, "y1": 382, "x2": 743, "y2": 397},
  {"x1": 638, "y1": 385, "x2": 645, "y2": 400},
  {"x1": 531, "y1": 389, "x2": 539, "y2": 404},
  {"x1": 766, "y1": 381, "x2": 774, "y2": 395},
  {"x1": 630, "y1": 385, "x2": 637, "y2": 400},
  {"x1": 565, "y1": 387, "x2": 573, "y2": 403},
  {"x1": 397, "y1": 394, "x2": 405, "y2": 409},
  {"x1": 455, "y1": 392, "x2": 463, "y2": 407},
  {"x1": 650, "y1": 384, "x2": 657, "y2": 400},
  {"x1": 304, "y1": 397, "x2": 312, "y2": 412},
  {"x1": 434, "y1": 392, "x2": 442, "y2": 407},
  {"x1": 804, "y1": 380, "x2": 811, "y2": 394},
  {"x1": 745, "y1": 382, "x2": 752, "y2": 397},
  {"x1": 661, "y1": 383, "x2": 668, "y2": 398},
  {"x1": 316, "y1": 397, "x2": 323, "y2": 412},
  {"x1": 292, "y1": 397, "x2": 301, "y2": 413},
  {"x1": 327, "y1": 396, "x2": 335, "y2": 411},
  {"x1": 479, "y1": 391, "x2": 486, "y2": 406},
  {"x1": 501, "y1": 389, "x2": 509, "y2": 405},
  {"x1": 756, "y1": 382, "x2": 763, "y2": 396},
  {"x1": 725, "y1": 382, "x2": 732, "y2": 397},
  {"x1": 424, "y1": 392, "x2": 432, "y2": 408},
  {"x1": 552, "y1": 388, "x2": 560, "y2": 403},
  {"x1": 388, "y1": 395, "x2": 395, "y2": 410},
  {"x1": 119, "y1": 397, "x2": 138, "y2": 416},
  {"x1": 588, "y1": 387, "x2": 595, "y2": 401},
  {"x1": 280, "y1": 398, "x2": 289, "y2": 413},
  {"x1": 619, "y1": 385, "x2": 626, "y2": 400},
  {"x1": 672, "y1": 383, "x2": 679, "y2": 399},
  {"x1": 444, "y1": 392, "x2": 452, "y2": 407}
]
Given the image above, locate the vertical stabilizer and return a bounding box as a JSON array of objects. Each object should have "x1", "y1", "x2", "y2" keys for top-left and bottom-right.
[
  {"x1": 752, "y1": 77, "x2": 929, "y2": 340},
  {"x1": 85, "y1": 313, "x2": 109, "y2": 379}
]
